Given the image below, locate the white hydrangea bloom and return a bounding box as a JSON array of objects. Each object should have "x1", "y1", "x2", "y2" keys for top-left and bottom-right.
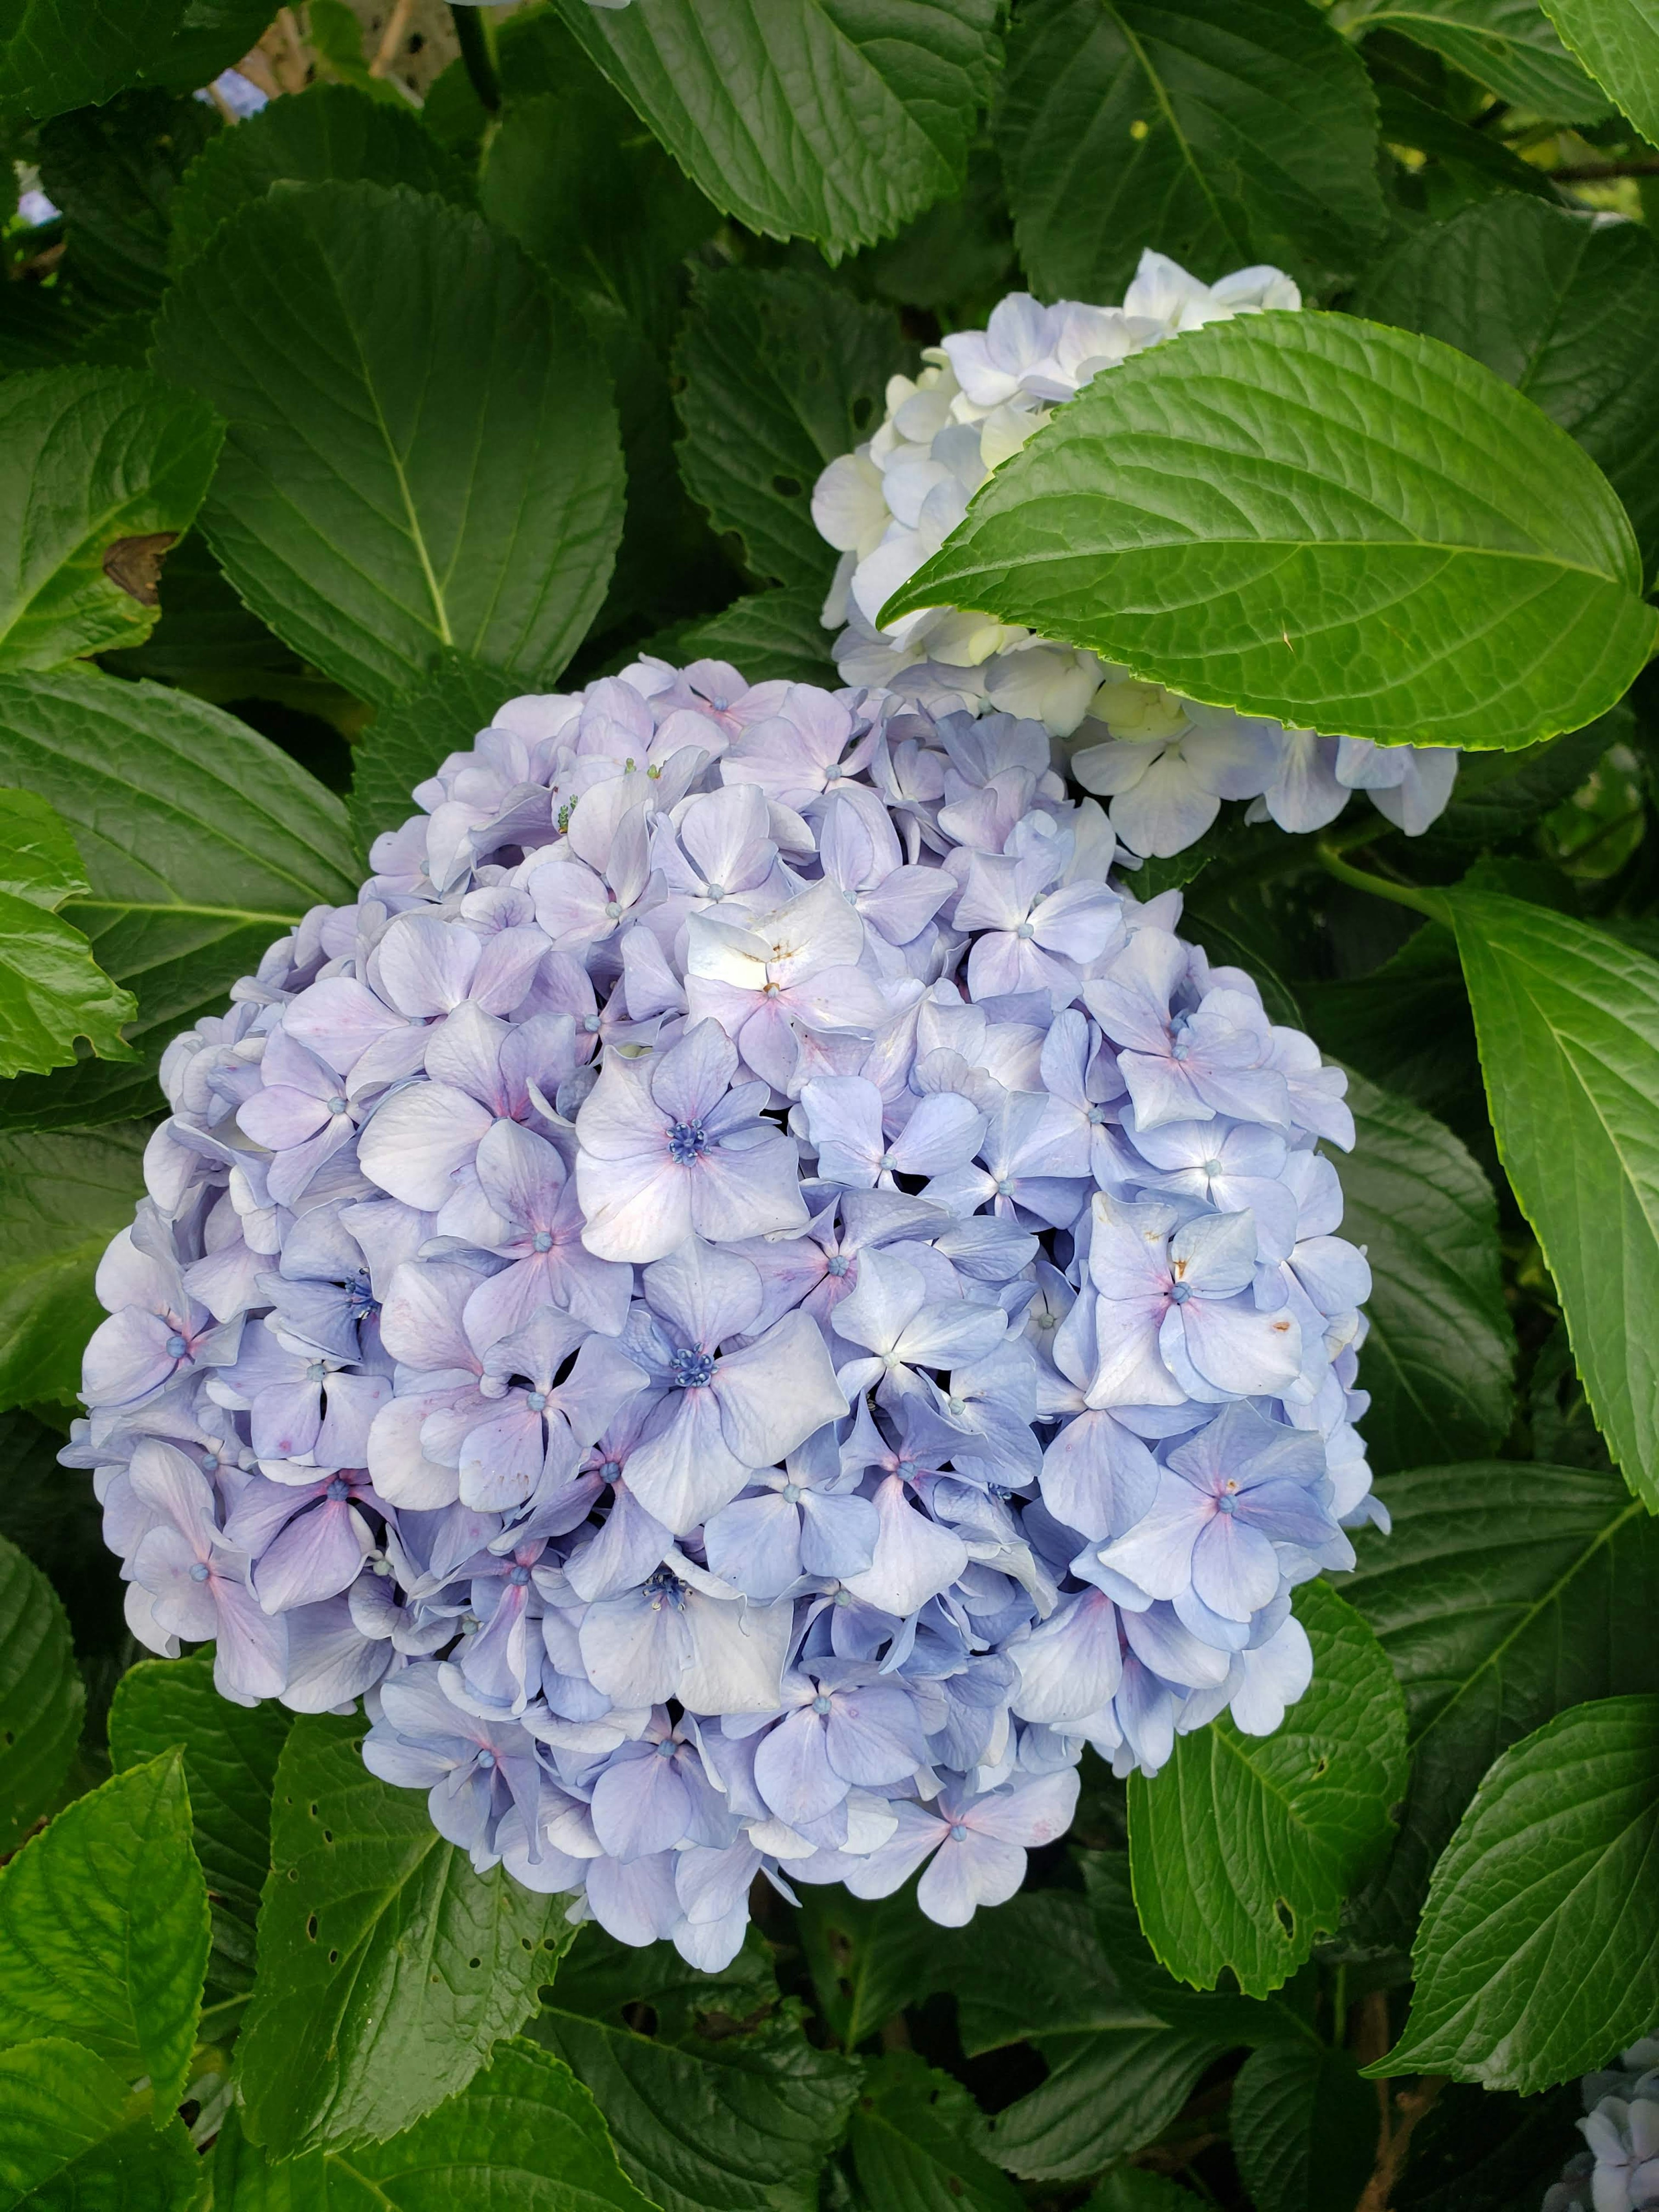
[
  {"x1": 1545, "y1": 2037, "x2": 1659, "y2": 2212},
  {"x1": 811, "y1": 249, "x2": 1459, "y2": 859}
]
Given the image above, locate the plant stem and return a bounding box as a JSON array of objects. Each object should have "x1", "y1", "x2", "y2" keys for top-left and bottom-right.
[
  {"x1": 1316, "y1": 841, "x2": 1447, "y2": 921},
  {"x1": 451, "y1": 5, "x2": 500, "y2": 111},
  {"x1": 1551, "y1": 156, "x2": 1659, "y2": 179}
]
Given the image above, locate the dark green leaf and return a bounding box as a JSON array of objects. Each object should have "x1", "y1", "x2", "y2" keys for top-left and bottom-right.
[
  {"x1": 169, "y1": 81, "x2": 474, "y2": 270},
  {"x1": 1079, "y1": 2175, "x2": 1201, "y2": 2212},
  {"x1": 795, "y1": 1886, "x2": 944, "y2": 2050},
  {"x1": 997, "y1": 0, "x2": 1387, "y2": 301},
  {"x1": 976, "y1": 2021, "x2": 1223, "y2": 2182},
  {"x1": 347, "y1": 652, "x2": 517, "y2": 863},
  {"x1": 1538, "y1": 0, "x2": 1659, "y2": 141},
  {"x1": 845, "y1": 2051, "x2": 1023, "y2": 2212},
  {"x1": 0, "y1": 2038, "x2": 201, "y2": 2209},
  {"x1": 0, "y1": 669, "x2": 357, "y2": 1132},
  {"x1": 1347, "y1": 0, "x2": 1610, "y2": 119},
  {"x1": 1447, "y1": 890, "x2": 1659, "y2": 1510},
  {"x1": 39, "y1": 90, "x2": 219, "y2": 316},
  {"x1": 0, "y1": 1124, "x2": 147, "y2": 1408},
  {"x1": 1127, "y1": 1580, "x2": 1408, "y2": 1996},
  {"x1": 213, "y1": 2041, "x2": 656, "y2": 2211},
  {"x1": 1336, "y1": 1067, "x2": 1513, "y2": 1472},
  {"x1": 0, "y1": 1748, "x2": 210, "y2": 2110},
  {"x1": 1392, "y1": 2079, "x2": 1583, "y2": 2212},
  {"x1": 109, "y1": 1656, "x2": 294, "y2": 2003},
  {"x1": 155, "y1": 179, "x2": 625, "y2": 706},
  {"x1": 0, "y1": 0, "x2": 190, "y2": 126},
  {"x1": 0, "y1": 1531, "x2": 82, "y2": 1856},
  {"x1": 1230, "y1": 2040, "x2": 1375, "y2": 2212},
  {"x1": 1373, "y1": 83, "x2": 1565, "y2": 199},
  {"x1": 236, "y1": 1710, "x2": 573, "y2": 2158},
  {"x1": 885, "y1": 312, "x2": 1658, "y2": 753},
  {"x1": 0, "y1": 369, "x2": 222, "y2": 672},
  {"x1": 1378, "y1": 1693, "x2": 1659, "y2": 2088},
  {"x1": 0, "y1": 788, "x2": 137, "y2": 1080},
  {"x1": 140, "y1": 0, "x2": 281, "y2": 97},
  {"x1": 552, "y1": 0, "x2": 1004, "y2": 259},
  {"x1": 849, "y1": 143, "x2": 1017, "y2": 327},
  {"x1": 0, "y1": 1411, "x2": 126, "y2": 1671},
  {"x1": 1424, "y1": 717, "x2": 1620, "y2": 850},
  {"x1": 534, "y1": 1923, "x2": 861, "y2": 2212},
  {"x1": 675, "y1": 268, "x2": 910, "y2": 591},
  {"x1": 1529, "y1": 1318, "x2": 1612, "y2": 1471},
  {"x1": 674, "y1": 586, "x2": 841, "y2": 688},
  {"x1": 1339, "y1": 1461, "x2": 1659, "y2": 1948},
  {"x1": 1302, "y1": 923, "x2": 1479, "y2": 1132},
  {"x1": 1358, "y1": 199, "x2": 1659, "y2": 578}
]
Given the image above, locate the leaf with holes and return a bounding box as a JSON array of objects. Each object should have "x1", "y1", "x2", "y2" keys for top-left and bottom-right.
[
  {"x1": 1339, "y1": 1461, "x2": 1659, "y2": 1948},
  {"x1": 1127, "y1": 1580, "x2": 1407, "y2": 1996},
  {"x1": 0, "y1": 669, "x2": 357, "y2": 1131},
  {"x1": 0, "y1": 1748, "x2": 209, "y2": 2110},
  {"x1": 1335, "y1": 1068, "x2": 1513, "y2": 1474},
  {"x1": 1346, "y1": 0, "x2": 1610, "y2": 119},
  {"x1": 1377, "y1": 1694, "x2": 1659, "y2": 2089},
  {"x1": 155, "y1": 180, "x2": 624, "y2": 706},
  {"x1": 0, "y1": 1532, "x2": 82, "y2": 1856},
  {"x1": 236, "y1": 1710, "x2": 574, "y2": 2157},
  {"x1": 552, "y1": 0, "x2": 1003, "y2": 259},
  {"x1": 884, "y1": 312, "x2": 1658, "y2": 753},
  {"x1": 0, "y1": 786, "x2": 137, "y2": 1081},
  {"x1": 1359, "y1": 199, "x2": 1659, "y2": 578},
  {"x1": 0, "y1": 1124, "x2": 148, "y2": 1408},
  {"x1": 1448, "y1": 890, "x2": 1659, "y2": 1510},
  {"x1": 995, "y1": 0, "x2": 1387, "y2": 302},
  {"x1": 0, "y1": 368, "x2": 221, "y2": 673},
  {"x1": 674, "y1": 268, "x2": 910, "y2": 591},
  {"x1": 109, "y1": 1656, "x2": 294, "y2": 2003}
]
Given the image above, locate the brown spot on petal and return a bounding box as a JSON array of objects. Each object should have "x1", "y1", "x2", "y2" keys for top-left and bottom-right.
[{"x1": 102, "y1": 532, "x2": 177, "y2": 606}]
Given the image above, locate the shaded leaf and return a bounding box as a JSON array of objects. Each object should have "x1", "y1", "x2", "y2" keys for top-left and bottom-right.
[
  {"x1": 887, "y1": 311, "x2": 1657, "y2": 753},
  {"x1": 0, "y1": 0, "x2": 190, "y2": 125},
  {"x1": 674, "y1": 586, "x2": 841, "y2": 689},
  {"x1": 0, "y1": 1124, "x2": 147, "y2": 1409},
  {"x1": 1230, "y1": 2040, "x2": 1375, "y2": 2212},
  {"x1": 0, "y1": 1531, "x2": 82, "y2": 1856},
  {"x1": 1347, "y1": 0, "x2": 1610, "y2": 119},
  {"x1": 845, "y1": 2051, "x2": 1023, "y2": 2212},
  {"x1": 997, "y1": 0, "x2": 1387, "y2": 301},
  {"x1": 140, "y1": 0, "x2": 283, "y2": 97},
  {"x1": 38, "y1": 90, "x2": 219, "y2": 316},
  {"x1": 0, "y1": 1748, "x2": 210, "y2": 2111},
  {"x1": 347, "y1": 652, "x2": 517, "y2": 863},
  {"x1": 236, "y1": 1710, "x2": 573, "y2": 2157}
]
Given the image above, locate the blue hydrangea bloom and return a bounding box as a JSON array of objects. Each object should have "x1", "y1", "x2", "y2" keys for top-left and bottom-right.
[
  {"x1": 67, "y1": 658, "x2": 1383, "y2": 1969},
  {"x1": 1545, "y1": 2038, "x2": 1659, "y2": 2212}
]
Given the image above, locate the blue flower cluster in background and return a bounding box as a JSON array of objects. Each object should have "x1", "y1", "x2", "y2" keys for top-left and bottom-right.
[
  {"x1": 1546, "y1": 2037, "x2": 1659, "y2": 2211},
  {"x1": 67, "y1": 661, "x2": 1379, "y2": 1967}
]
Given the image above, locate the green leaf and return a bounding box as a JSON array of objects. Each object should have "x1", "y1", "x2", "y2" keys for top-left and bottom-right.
[
  {"x1": 169, "y1": 81, "x2": 474, "y2": 270},
  {"x1": 996, "y1": 0, "x2": 1387, "y2": 302},
  {"x1": 1378, "y1": 1693, "x2": 1659, "y2": 2089},
  {"x1": 1335, "y1": 1067, "x2": 1513, "y2": 1473},
  {"x1": 1359, "y1": 200, "x2": 1659, "y2": 579},
  {"x1": 1338, "y1": 1461, "x2": 1659, "y2": 1947},
  {"x1": 675, "y1": 268, "x2": 910, "y2": 592},
  {"x1": 140, "y1": 0, "x2": 283, "y2": 97},
  {"x1": 1079, "y1": 2175, "x2": 1200, "y2": 2212},
  {"x1": 1424, "y1": 715, "x2": 1621, "y2": 851},
  {"x1": 213, "y1": 2040, "x2": 656, "y2": 2212},
  {"x1": 845, "y1": 2051, "x2": 1023, "y2": 2212},
  {"x1": 236, "y1": 1710, "x2": 573, "y2": 2158},
  {"x1": 1230, "y1": 2040, "x2": 1376, "y2": 2212},
  {"x1": 552, "y1": 0, "x2": 1004, "y2": 259},
  {"x1": 1301, "y1": 924, "x2": 1479, "y2": 1134},
  {"x1": 38, "y1": 91, "x2": 219, "y2": 318},
  {"x1": 1373, "y1": 80, "x2": 1567, "y2": 199},
  {"x1": 1346, "y1": 0, "x2": 1610, "y2": 119},
  {"x1": 0, "y1": 369, "x2": 222, "y2": 674},
  {"x1": 109, "y1": 1656, "x2": 294, "y2": 2004},
  {"x1": 1388, "y1": 2079, "x2": 1585, "y2": 2212},
  {"x1": 0, "y1": 0, "x2": 190, "y2": 125},
  {"x1": 0, "y1": 2037, "x2": 201, "y2": 2211},
  {"x1": 0, "y1": 788, "x2": 137, "y2": 1081},
  {"x1": 795, "y1": 1886, "x2": 946, "y2": 2050},
  {"x1": 155, "y1": 179, "x2": 625, "y2": 707},
  {"x1": 0, "y1": 1532, "x2": 82, "y2": 1857},
  {"x1": 1127, "y1": 1580, "x2": 1408, "y2": 1996},
  {"x1": 347, "y1": 651, "x2": 516, "y2": 863},
  {"x1": 0, "y1": 1748, "x2": 210, "y2": 2111},
  {"x1": 0, "y1": 1124, "x2": 147, "y2": 1408},
  {"x1": 885, "y1": 311, "x2": 1658, "y2": 753},
  {"x1": 1538, "y1": 0, "x2": 1659, "y2": 141},
  {"x1": 1447, "y1": 890, "x2": 1659, "y2": 1510},
  {"x1": 674, "y1": 586, "x2": 841, "y2": 688},
  {"x1": 534, "y1": 1923, "x2": 861, "y2": 2212},
  {"x1": 0, "y1": 669, "x2": 357, "y2": 1132}
]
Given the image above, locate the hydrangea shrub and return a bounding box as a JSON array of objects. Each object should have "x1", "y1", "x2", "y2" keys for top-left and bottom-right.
[{"x1": 1, "y1": 1, "x2": 1657, "y2": 2206}]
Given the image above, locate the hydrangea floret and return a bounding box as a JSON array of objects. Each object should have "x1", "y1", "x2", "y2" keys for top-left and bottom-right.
[
  {"x1": 1545, "y1": 2037, "x2": 1659, "y2": 2212},
  {"x1": 812, "y1": 249, "x2": 1459, "y2": 858},
  {"x1": 68, "y1": 658, "x2": 1381, "y2": 1970}
]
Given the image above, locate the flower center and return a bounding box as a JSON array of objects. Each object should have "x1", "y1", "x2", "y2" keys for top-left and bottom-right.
[
  {"x1": 475, "y1": 1748, "x2": 496, "y2": 1770},
  {"x1": 583, "y1": 1013, "x2": 601, "y2": 1032},
  {"x1": 532, "y1": 1231, "x2": 553, "y2": 1252},
  {"x1": 525, "y1": 1391, "x2": 547, "y2": 1411},
  {"x1": 189, "y1": 1561, "x2": 210, "y2": 1582},
  {"x1": 165, "y1": 1332, "x2": 189, "y2": 1358},
  {"x1": 672, "y1": 1347, "x2": 715, "y2": 1389},
  {"x1": 703, "y1": 880, "x2": 726, "y2": 900},
  {"x1": 644, "y1": 1564, "x2": 688, "y2": 1611},
  {"x1": 655, "y1": 1737, "x2": 676, "y2": 1758},
  {"x1": 509, "y1": 1564, "x2": 531, "y2": 1585},
  {"x1": 308, "y1": 1361, "x2": 327, "y2": 1382},
  {"x1": 782, "y1": 1484, "x2": 802, "y2": 1503},
  {"x1": 1014, "y1": 920, "x2": 1035, "y2": 939},
  {"x1": 825, "y1": 1254, "x2": 850, "y2": 1277},
  {"x1": 327, "y1": 1477, "x2": 349, "y2": 1501},
  {"x1": 328, "y1": 1095, "x2": 348, "y2": 1115},
  {"x1": 812, "y1": 1694, "x2": 831, "y2": 1715},
  {"x1": 1168, "y1": 1282, "x2": 1191, "y2": 1305},
  {"x1": 667, "y1": 1119, "x2": 710, "y2": 1164},
  {"x1": 604, "y1": 900, "x2": 622, "y2": 918},
  {"x1": 949, "y1": 1822, "x2": 969, "y2": 1842}
]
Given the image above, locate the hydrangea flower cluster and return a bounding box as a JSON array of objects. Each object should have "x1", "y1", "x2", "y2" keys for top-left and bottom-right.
[
  {"x1": 67, "y1": 659, "x2": 1380, "y2": 1971},
  {"x1": 812, "y1": 249, "x2": 1459, "y2": 859},
  {"x1": 1545, "y1": 2037, "x2": 1659, "y2": 2212}
]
